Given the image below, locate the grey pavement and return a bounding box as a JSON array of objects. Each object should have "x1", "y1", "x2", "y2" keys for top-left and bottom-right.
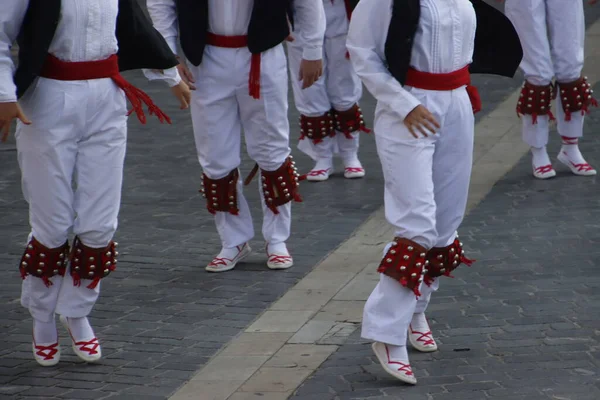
[
  {"x1": 1, "y1": 3, "x2": 599, "y2": 400},
  {"x1": 291, "y1": 88, "x2": 600, "y2": 399}
]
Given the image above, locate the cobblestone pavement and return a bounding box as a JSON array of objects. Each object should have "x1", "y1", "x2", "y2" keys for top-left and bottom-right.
[
  {"x1": 290, "y1": 94, "x2": 600, "y2": 400},
  {"x1": 1, "y1": 3, "x2": 599, "y2": 400},
  {"x1": 289, "y1": 8, "x2": 600, "y2": 400}
]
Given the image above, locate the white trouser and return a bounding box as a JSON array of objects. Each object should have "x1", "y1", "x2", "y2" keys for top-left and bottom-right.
[
  {"x1": 287, "y1": 0, "x2": 363, "y2": 162},
  {"x1": 505, "y1": 0, "x2": 586, "y2": 146},
  {"x1": 362, "y1": 86, "x2": 474, "y2": 346},
  {"x1": 16, "y1": 77, "x2": 126, "y2": 322},
  {"x1": 189, "y1": 44, "x2": 292, "y2": 249}
]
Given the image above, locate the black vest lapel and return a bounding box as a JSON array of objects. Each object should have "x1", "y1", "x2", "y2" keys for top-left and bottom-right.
[
  {"x1": 176, "y1": 0, "x2": 208, "y2": 65},
  {"x1": 14, "y1": 0, "x2": 61, "y2": 98}
]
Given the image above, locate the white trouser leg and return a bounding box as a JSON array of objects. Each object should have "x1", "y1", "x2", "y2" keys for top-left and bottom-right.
[
  {"x1": 238, "y1": 45, "x2": 292, "y2": 245},
  {"x1": 287, "y1": 40, "x2": 335, "y2": 162},
  {"x1": 324, "y1": 34, "x2": 363, "y2": 161},
  {"x1": 505, "y1": 0, "x2": 554, "y2": 148},
  {"x1": 362, "y1": 88, "x2": 473, "y2": 345},
  {"x1": 548, "y1": 0, "x2": 586, "y2": 138},
  {"x1": 189, "y1": 48, "x2": 254, "y2": 249},
  {"x1": 16, "y1": 78, "x2": 81, "y2": 322},
  {"x1": 57, "y1": 79, "x2": 127, "y2": 318}
]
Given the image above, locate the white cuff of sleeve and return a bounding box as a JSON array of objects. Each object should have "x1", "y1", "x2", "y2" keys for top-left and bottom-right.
[
  {"x1": 302, "y1": 46, "x2": 323, "y2": 61},
  {"x1": 142, "y1": 67, "x2": 182, "y2": 88}
]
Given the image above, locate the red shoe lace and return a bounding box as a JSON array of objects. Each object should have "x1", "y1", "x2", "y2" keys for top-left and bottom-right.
[
  {"x1": 384, "y1": 345, "x2": 413, "y2": 376},
  {"x1": 209, "y1": 257, "x2": 233, "y2": 267},
  {"x1": 308, "y1": 169, "x2": 330, "y2": 176},
  {"x1": 345, "y1": 167, "x2": 364, "y2": 173},
  {"x1": 35, "y1": 342, "x2": 59, "y2": 360},
  {"x1": 562, "y1": 152, "x2": 595, "y2": 172},
  {"x1": 268, "y1": 254, "x2": 292, "y2": 264},
  {"x1": 571, "y1": 162, "x2": 594, "y2": 172},
  {"x1": 409, "y1": 325, "x2": 435, "y2": 346},
  {"x1": 534, "y1": 164, "x2": 554, "y2": 174},
  {"x1": 75, "y1": 338, "x2": 100, "y2": 355}
]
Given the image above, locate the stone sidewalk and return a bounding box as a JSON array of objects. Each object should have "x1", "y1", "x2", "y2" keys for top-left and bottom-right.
[{"x1": 1, "y1": 3, "x2": 600, "y2": 400}]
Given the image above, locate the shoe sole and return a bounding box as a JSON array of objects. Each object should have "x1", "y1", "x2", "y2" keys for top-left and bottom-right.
[
  {"x1": 267, "y1": 260, "x2": 294, "y2": 270},
  {"x1": 59, "y1": 316, "x2": 101, "y2": 363},
  {"x1": 205, "y1": 245, "x2": 252, "y2": 273},
  {"x1": 557, "y1": 153, "x2": 597, "y2": 176},
  {"x1": 371, "y1": 342, "x2": 417, "y2": 385}
]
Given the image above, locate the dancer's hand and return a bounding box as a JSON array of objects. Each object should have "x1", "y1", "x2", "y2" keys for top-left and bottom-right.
[
  {"x1": 404, "y1": 105, "x2": 440, "y2": 138},
  {"x1": 176, "y1": 58, "x2": 196, "y2": 90},
  {"x1": 299, "y1": 59, "x2": 323, "y2": 89},
  {"x1": 0, "y1": 102, "x2": 31, "y2": 142},
  {"x1": 170, "y1": 81, "x2": 192, "y2": 110}
]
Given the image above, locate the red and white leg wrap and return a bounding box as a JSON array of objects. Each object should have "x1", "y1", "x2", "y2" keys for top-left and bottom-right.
[
  {"x1": 557, "y1": 76, "x2": 598, "y2": 121},
  {"x1": 332, "y1": 104, "x2": 371, "y2": 139},
  {"x1": 299, "y1": 112, "x2": 335, "y2": 144},
  {"x1": 424, "y1": 237, "x2": 475, "y2": 285},
  {"x1": 259, "y1": 157, "x2": 303, "y2": 214},
  {"x1": 70, "y1": 237, "x2": 117, "y2": 289},
  {"x1": 377, "y1": 238, "x2": 428, "y2": 297},
  {"x1": 200, "y1": 169, "x2": 240, "y2": 215},
  {"x1": 19, "y1": 237, "x2": 70, "y2": 287},
  {"x1": 516, "y1": 81, "x2": 555, "y2": 124}
]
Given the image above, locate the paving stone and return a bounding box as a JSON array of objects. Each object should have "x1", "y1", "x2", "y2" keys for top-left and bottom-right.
[{"x1": 3, "y1": 2, "x2": 600, "y2": 400}]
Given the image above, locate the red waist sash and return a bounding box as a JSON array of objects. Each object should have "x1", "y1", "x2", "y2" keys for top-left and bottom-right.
[
  {"x1": 39, "y1": 54, "x2": 170, "y2": 124},
  {"x1": 405, "y1": 65, "x2": 482, "y2": 113},
  {"x1": 206, "y1": 33, "x2": 261, "y2": 99}
]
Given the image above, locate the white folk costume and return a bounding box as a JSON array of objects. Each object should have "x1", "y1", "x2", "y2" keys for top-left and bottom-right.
[
  {"x1": 347, "y1": 0, "x2": 522, "y2": 384},
  {"x1": 1, "y1": 0, "x2": 180, "y2": 366},
  {"x1": 505, "y1": 0, "x2": 597, "y2": 179},
  {"x1": 287, "y1": 0, "x2": 369, "y2": 181},
  {"x1": 146, "y1": 0, "x2": 325, "y2": 271}
]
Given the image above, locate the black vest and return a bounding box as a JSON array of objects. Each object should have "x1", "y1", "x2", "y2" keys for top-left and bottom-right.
[
  {"x1": 174, "y1": 0, "x2": 291, "y2": 66},
  {"x1": 385, "y1": 0, "x2": 523, "y2": 85},
  {"x1": 14, "y1": 0, "x2": 178, "y2": 98}
]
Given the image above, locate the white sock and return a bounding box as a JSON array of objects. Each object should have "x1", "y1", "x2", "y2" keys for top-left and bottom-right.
[
  {"x1": 531, "y1": 146, "x2": 551, "y2": 168},
  {"x1": 216, "y1": 244, "x2": 246, "y2": 260},
  {"x1": 267, "y1": 242, "x2": 289, "y2": 255},
  {"x1": 33, "y1": 318, "x2": 58, "y2": 345},
  {"x1": 65, "y1": 316, "x2": 95, "y2": 341},
  {"x1": 341, "y1": 154, "x2": 363, "y2": 169},
  {"x1": 410, "y1": 313, "x2": 430, "y2": 332},
  {"x1": 560, "y1": 137, "x2": 588, "y2": 165},
  {"x1": 311, "y1": 157, "x2": 333, "y2": 172},
  {"x1": 386, "y1": 344, "x2": 409, "y2": 362}
]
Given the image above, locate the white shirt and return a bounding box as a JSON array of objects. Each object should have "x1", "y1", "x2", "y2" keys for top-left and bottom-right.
[
  {"x1": 146, "y1": 0, "x2": 326, "y2": 61},
  {"x1": 0, "y1": 0, "x2": 179, "y2": 103},
  {"x1": 347, "y1": 0, "x2": 476, "y2": 121}
]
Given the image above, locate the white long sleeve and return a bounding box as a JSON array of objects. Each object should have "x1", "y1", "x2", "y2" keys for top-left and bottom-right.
[
  {"x1": 293, "y1": 0, "x2": 326, "y2": 61},
  {"x1": 346, "y1": 0, "x2": 420, "y2": 121},
  {"x1": 143, "y1": 0, "x2": 181, "y2": 87},
  {"x1": 146, "y1": 0, "x2": 179, "y2": 54},
  {"x1": 0, "y1": 0, "x2": 30, "y2": 102}
]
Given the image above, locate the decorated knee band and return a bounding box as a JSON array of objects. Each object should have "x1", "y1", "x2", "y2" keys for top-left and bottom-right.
[
  {"x1": 253, "y1": 156, "x2": 302, "y2": 214},
  {"x1": 516, "y1": 81, "x2": 555, "y2": 124},
  {"x1": 19, "y1": 237, "x2": 70, "y2": 287},
  {"x1": 377, "y1": 238, "x2": 428, "y2": 297},
  {"x1": 424, "y1": 236, "x2": 474, "y2": 286},
  {"x1": 200, "y1": 169, "x2": 240, "y2": 216},
  {"x1": 557, "y1": 76, "x2": 598, "y2": 121},
  {"x1": 70, "y1": 237, "x2": 117, "y2": 289},
  {"x1": 299, "y1": 112, "x2": 335, "y2": 143},
  {"x1": 332, "y1": 104, "x2": 370, "y2": 139}
]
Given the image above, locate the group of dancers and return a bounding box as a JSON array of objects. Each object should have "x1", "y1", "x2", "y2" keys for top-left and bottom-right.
[{"x1": 0, "y1": 0, "x2": 596, "y2": 384}]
